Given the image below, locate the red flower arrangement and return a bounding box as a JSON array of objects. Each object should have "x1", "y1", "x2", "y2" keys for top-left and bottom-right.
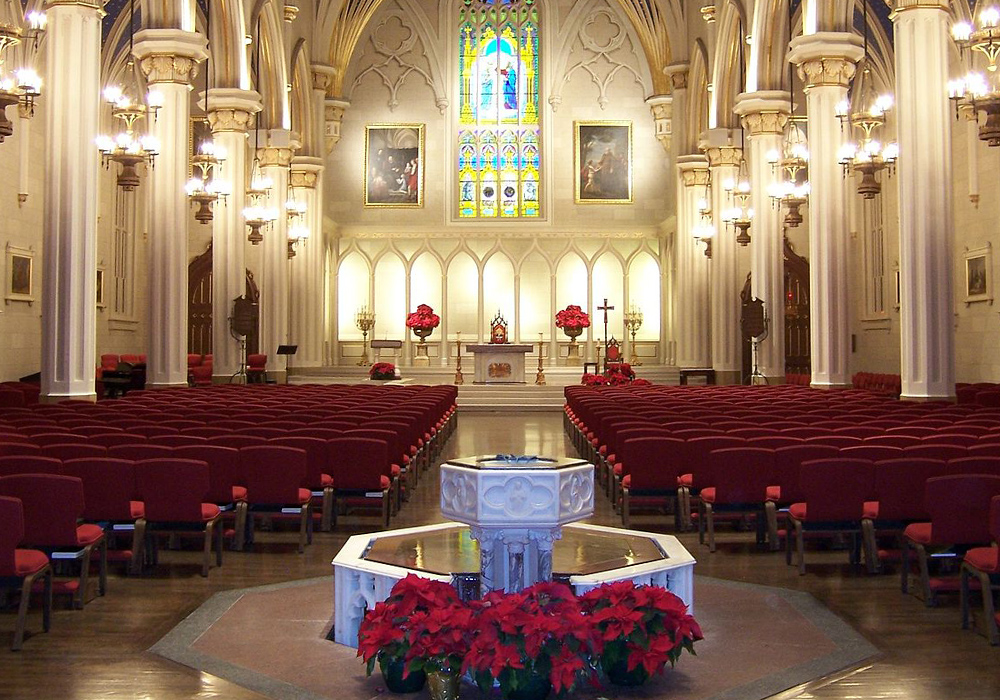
[
  {"x1": 581, "y1": 364, "x2": 640, "y2": 387},
  {"x1": 555, "y1": 304, "x2": 591, "y2": 329},
  {"x1": 579, "y1": 580, "x2": 702, "y2": 685},
  {"x1": 406, "y1": 303, "x2": 441, "y2": 330},
  {"x1": 463, "y1": 581, "x2": 598, "y2": 697},
  {"x1": 369, "y1": 362, "x2": 396, "y2": 380}
]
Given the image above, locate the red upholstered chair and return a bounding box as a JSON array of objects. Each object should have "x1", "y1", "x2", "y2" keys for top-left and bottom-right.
[
  {"x1": 787, "y1": 458, "x2": 875, "y2": 575},
  {"x1": 902, "y1": 475, "x2": 1000, "y2": 606},
  {"x1": 969, "y1": 443, "x2": 1000, "y2": 458},
  {"x1": 864, "y1": 434, "x2": 920, "y2": 448},
  {"x1": 697, "y1": 447, "x2": 776, "y2": 552},
  {"x1": 840, "y1": 444, "x2": 904, "y2": 462},
  {"x1": 108, "y1": 444, "x2": 173, "y2": 461},
  {"x1": 922, "y1": 433, "x2": 978, "y2": 447},
  {"x1": 134, "y1": 459, "x2": 222, "y2": 577},
  {"x1": 0, "y1": 496, "x2": 52, "y2": 650},
  {"x1": 125, "y1": 425, "x2": 179, "y2": 439},
  {"x1": 88, "y1": 433, "x2": 147, "y2": 448},
  {"x1": 0, "y1": 456, "x2": 62, "y2": 477},
  {"x1": 148, "y1": 434, "x2": 208, "y2": 448},
  {"x1": 180, "y1": 426, "x2": 230, "y2": 439},
  {"x1": 746, "y1": 435, "x2": 805, "y2": 450},
  {"x1": 100, "y1": 354, "x2": 119, "y2": 371},
  {"x1": 902, "y1": 444, "x2": 968, "y2": 462},
  {"x1": 680, "y1": 435, "x2": 746, "y2": 530},
  {"x1": 238, "y1": 446, "x2": 312, "y2": 552},
  {"x1": 39, "y1": 443, "x2": 107, "y2": 461},
  {"x1": 803, "y1": 435, "x2": 862, "y2": 449},
  {"x1": 342, "y1": 430, "x2": 401, "y2": 514},
  {"x1": 327, "y1": 437, "x2": 392, "y2": 528},
  {"x1": 268, "y1": 436, "x2": 335, "y2": 531},
  {"x1": 0, "y1": 475, "x2": 106, "y2": 608},
  {"x1": 947, "y1": 456, "x2": 1000, "y2": 477},
  {"x1": 30, "y1": 433, "x2": 86, "y2": 447},
  {"x1": 173, "y1": 445, "x2": 245, "y2": 522},
  {"x1": 207, "y1": 434, "x2": 267, "y2": 451},
  {"x1": 607, "y1": 427, "x2": 674, "y2": 506},
  {"x1": 0, "y1": 442, "x2": 40, "y2": 457},
  {"x1": 619, "y1": 437, "x2": 686, "y2": 529},
  {"x1": 60, "y1": 458, "x2": 145, "y2": 574},
  {"x1": 189, "y1": 366, "x2": 213, "y2": 387},
  {"x1": 246, "y1": 354, "x2": 267, "y2": 384},
  {"x1": 961, "y1": 495, "x2": 1000, "y2": 644}
]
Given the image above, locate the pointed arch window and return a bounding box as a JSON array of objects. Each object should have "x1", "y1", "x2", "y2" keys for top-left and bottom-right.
[{"x1": 458, "y1": 0, "x2": 540, "y2": 218}]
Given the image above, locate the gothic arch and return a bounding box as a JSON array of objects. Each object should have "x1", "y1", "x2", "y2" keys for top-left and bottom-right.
[
  {"x1": 208, "y1": 0, "x2": 249, "y2": 89},
  {"x1": 139, "y1": 0, "x2": 196, "y2": 30},
  {"x1": 710, "y1": 0, "x2": 749, "y2": 130},
  {"x1": 747, "y1": 0, "x2": 790, "y2": 93},
  {"x1": 291, "y1": 40, "x2": 316, "y2": 153},
  {"x1": 684, "y1": 39, "x2": 709, "y2": 153},
  {"x1": 801, "y1": 0, "x2": 853, "y2": 34},
  {"x1": 249, "y1": 0, "x2": 289, "y2": 129}
]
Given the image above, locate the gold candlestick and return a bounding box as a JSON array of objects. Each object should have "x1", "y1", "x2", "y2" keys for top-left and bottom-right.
[
  {"x1": 355, "y1": 305, "x2": 376, "y2": 366},
  {"x1": 454, "y1": 331, "x2": 464, "y2": 385},
  {"x1": 535, "y1": 332, "x2": 546, "y2": 385},
  {"x1": 624, "y1": 304, "x2": 643, "y2": 366}
]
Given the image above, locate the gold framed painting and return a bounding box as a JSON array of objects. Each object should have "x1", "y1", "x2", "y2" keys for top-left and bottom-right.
[
  {"x1": 5, "y1": 244, "x2": 34, "y2": 305},
  {"x1": 364, "y1": 123, "x2": 424, "y2": 207},
  {"x1": 964, "y1": 243, "x2": 993, "y2": 306},
  {"x1": 575, "y1": 120, "x2": 633, "y2": 204}
]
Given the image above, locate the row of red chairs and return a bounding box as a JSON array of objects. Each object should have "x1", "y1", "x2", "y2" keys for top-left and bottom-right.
[{"x1": 852, "y1": 372, "x2": 902, "y2": 396}]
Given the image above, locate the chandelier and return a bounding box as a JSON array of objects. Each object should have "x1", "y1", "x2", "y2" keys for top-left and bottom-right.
[
  {"x1": 692, "y1": 190, "x2": 715, "y2": 258},
  {"x1": 186, "y1": 139, "x2": 229, "y2": 223},
  {"x1": 286, "y1": 196, "x2": 308, "y2": 258},
  {"x1": 95, "y1": 0, "x2": 159, "y2": 191},
  {"x1": 766, "y1": 119, "x2": 809, "y2": 228},
  {"x1": 951, "y1": 8, "x2": 1000, "y2": 145},
  {"x1": 836, "y1": 71, "x2": 898, "y2": 199},
  {"x1": 721, "y1": 158, "x2": 753, "y2": 246},
  {"x1": 0, "y1": 12, "x2": 45, "y2": 141},
  {"x1": 243, "y1": 162, "x2": 276, "y2": 245}
]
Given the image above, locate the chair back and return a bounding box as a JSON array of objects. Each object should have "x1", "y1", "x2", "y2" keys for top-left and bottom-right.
[
  {"x1": 863, "y1": 434, "x2": 919, "y2": 448},
  {"x1": 840, "y1": 444, "x2": 903, "y2": 462},
  {"x1": 108, "y1": 444, "x2": 174, "y2": 461},
  {"x1": 31, "y1": 432, "x2": 86, "y2": 447},
  {"x1": 798, "y1": 458, "x2": 874, "y2": 520},
  {"x1": 61, "y1": 458, "x2": 138, "y2": 521},
  {"x1": 247, "y1": 354, "x2": 267, "y2": 370},
  {"x1": 148, "y1": 434, "x2": 209, "y2": 447},
  {"x1": 0, "y1": 495, "x2": 25, "y2": 575},
  {"x1": 991, "y1": 495, "x2": 1000, "y2": 542},
  {"x1": 89, "y1": 433, "x2": 147, "y2": 448},
  {"x1": 0, "y1": 441, "x2": 40, "y2": 457},
  {"x1": 135, "y1": 459, "x2": 211, "y2": 521},
  {"x1": 287, "y1": 427, "x2": 344, "y2": 441},
  {"x1": 40, "y1": 443, "x2": 107, "y2": 461},
  {"x1": 0, "y1": 455, "x2": 62, "y2": 477},
  {"x1": 240, "y1": 446, "x2": 306, "y2": 504},
  {"x1": 269, "y1": 437, "x2": 328, "y2": 489},
  {"x1": 684, "y1": 436, "x2": 745, "y2": 488},
  {"x1": 745, "y1": 435, "x2": 804, "y2": 449},
  {"x1": 946, "y1": 456, "x2": 1000, "y2": 478},
  {"x1": 327, "y1": 438, "x2": 388, "y2": 491},
  {"x1": 703, "y1": 447, "x2": 775, "y2": 504},
  {"x1": 343, "y1": 429, "x2": 400, "y2": 466},
  {"x1": 0, "y1": 474, "x2": 86, "y2": 546},
  {"x1": 871, "y1": 458, "x2": 948, "y2": 521},
  {"x1": 924, "y1": 475, "x2": 1000, "y2": 544},
  {"x1": 207, "y1": 434, "x2": 268, "y2": 450},
  {"x1": 620, "y1": 437, "x2": 686, "y2": 490},
  {"x1": 803, "y1": 435, "x2": 862, "y2": 448},
  {"x1": 126, "y1": 425, "x2": 180, "y2": 439},
  {"x1": 173, "y1": 445, "x2": 241, "y2": 504},
  {"x1": 902, "y1": 444, "x2": 968, "y2": 462}
]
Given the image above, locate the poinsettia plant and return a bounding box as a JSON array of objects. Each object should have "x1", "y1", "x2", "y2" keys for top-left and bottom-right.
[
  {"x1": 357, "y1": 574, "x2": 464, "y2": 679},
  {"x1": 462, "y1": 581, "x2": 598, "y2": 698},
  {"x1": 555, "y1": 304, "x2": 591, "y2": 329},
  {"x1": 405, "y1": 303, "x2": 441, "y2": 330},
  {"x1": 369, "y1": 362, "x2": 396, "y2": 380},
  {"x1": 582, "y1": 364, "x2": 640, "y2": 387},
  {"x1": 579, "y1": 580, "x2": 702, "y2": 683}
]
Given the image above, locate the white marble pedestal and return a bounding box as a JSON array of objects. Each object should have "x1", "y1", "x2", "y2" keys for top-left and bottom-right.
[
  {"x1": 466, "y1": 344, "x2": 532, "y2": 384},
  {"x1": 440, "y1": 455, "x2": 594, "y2": 592}
]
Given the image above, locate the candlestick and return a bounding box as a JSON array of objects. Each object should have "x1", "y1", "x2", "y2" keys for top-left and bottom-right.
[
  {"x1": 454, "y1": 331, "x2": 464, "y2": 385},
  {"x1": 355, "y1": 305, "x2": 376, "y2": 366},
  {"x1": 535, "y1": 332, "x2": 546, "y2": 385}
]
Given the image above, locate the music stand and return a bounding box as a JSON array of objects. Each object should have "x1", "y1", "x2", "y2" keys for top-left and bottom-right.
[{"x1": 276, "y1": 345, "x2": 298, "y2": 356}]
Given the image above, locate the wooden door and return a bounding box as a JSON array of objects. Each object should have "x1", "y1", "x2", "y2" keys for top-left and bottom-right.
[
  {"x1": 187, "y1": 244, "x2": 260, "y2": 355},
  {"x1": 783, "y1": 237, "x2": 810, "y2": 375}
]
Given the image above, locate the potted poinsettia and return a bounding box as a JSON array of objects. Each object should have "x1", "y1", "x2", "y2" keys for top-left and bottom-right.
[
  {"x1": 554, "y1": 305, "x2": 590, "y2": 341},
  {"x1": 579, "y1": 580, "x2": 702, "y2": 686},
  {"x1": 406, "y1": 304, "x2": 441, "y2": 342},
  {"x1": 358, "y1": 575, "x2": 465, "y2": 694},
  {"x1": 463, "y1": 581, "x2": 597, "y2": 700},
  {"x1": 401, "y1": 599, "x2": 473, "y2": 699},
  {"x1": 369, "y1": 362, "x2": 397, "y2": 380}
]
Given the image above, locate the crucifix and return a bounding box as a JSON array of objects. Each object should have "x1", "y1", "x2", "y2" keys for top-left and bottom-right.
[{"x1": 597, "y1": 298, "x2": 614, "y2": 363}]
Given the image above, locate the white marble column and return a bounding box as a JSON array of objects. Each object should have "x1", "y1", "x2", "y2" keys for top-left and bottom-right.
[
  {"x1": 894, "y1": 0, "x2": 955, "y2": 400},
  {"x1": 675, "y1": 155, "x2": 712, "y2": 368},
  {"x1": 207, "y1": 88, "x2": 261, "y2": 381},
  {"x1": 789, "y1": 33, "x2": 864, "y2": 389},
  {"x1": 41, "y1": 0, "x2": 103, "y2": 401},
  {"x1": 134, "y1": 30, "x2": 208, "y2": 389},
  {"x1": 705, "y1": 139, "x2": 742, "y2": 385},
  {"x1": 735, "y1": 92, "x2": 791, "y2": 384},
  {"x1": 289, "y1": 157, "x2": 324, "y2": 368},
  {"x1": 257, "y1": 130, "x2": 296, "y2": 383}
]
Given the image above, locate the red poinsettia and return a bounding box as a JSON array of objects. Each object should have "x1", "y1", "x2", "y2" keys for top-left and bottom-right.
[
  {"x1": 555, "y1": 304, "x2": 591, "y2": 329},
  {"x1": 369, "y1": 362, "x2": 396, "y2": 379},
  {"x1": 579, "y1": 580, "x2": 702, "y2": 682},
  {"x1": 463, "y1": 581, "x2": 598, "y2": 697},
  {"x1": 405, "y1": 303, "x2": 441, "y2": 329}
]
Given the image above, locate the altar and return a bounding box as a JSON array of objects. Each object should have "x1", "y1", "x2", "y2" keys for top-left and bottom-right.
[{"x1": 466, "y1": 343, "x2": 532, "y2": 384}]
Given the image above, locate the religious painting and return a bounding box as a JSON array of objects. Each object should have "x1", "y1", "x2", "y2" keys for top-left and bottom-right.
[
  {"x1": 5, "y1": 245, "x2": 33, "y2": 304},
  {"x1": 964, "y1": 244, "x2": 992, "y2": 305},
  {"x1": 574, "y1": 121, "x2": 633, "y2": 204},
  {"x1": 364, "y1": 124, "x2": 424, "y2": 207}
]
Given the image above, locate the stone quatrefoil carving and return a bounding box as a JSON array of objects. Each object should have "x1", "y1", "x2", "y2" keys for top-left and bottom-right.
[
  {"x1": 441, "y1": 472, "x2": 478, "y2": 513},
  {"x1": 483, "y1": 476, "x2": 554, "y2": 519},
  {"x1": 559, "y1": 472, "x2": 594, "y2": 514}
]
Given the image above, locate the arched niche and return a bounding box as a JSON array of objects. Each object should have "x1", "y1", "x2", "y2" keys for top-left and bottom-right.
[
  {"x1": 338, "y1": 252, "x2": 370, "y2": 340},
  {"x1": 555, "y1": 254, "x2": 588, "y2": 317},
  {"x1": 483, "y1": 254, "x2": 515, "y2": 334},
  {"x1": 374, "y1": 254, "x2": 406, "y2": 339},
  {"x1": 519, "y1": 252, "x2": 551, "y2": 339},
  {"x1": 592, "y1": 253, "x2": 624, "y2": 341},
  {"x1": 447, "y1": 252, "x2": 479, "y2": 337},
  {"x1": 410, "y1": 253, "x2": 442, "y2": 317},
  {"x1": 628, "y1": 251, "x2": 660, "y2": 340}
]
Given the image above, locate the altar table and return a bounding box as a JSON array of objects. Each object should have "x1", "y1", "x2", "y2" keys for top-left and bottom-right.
[{"x1": 465, "y1": 343, "x2": 532, "y2": 384}]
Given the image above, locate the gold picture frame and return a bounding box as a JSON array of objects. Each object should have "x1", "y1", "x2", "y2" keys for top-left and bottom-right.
[
  {"x1": 964, "y1": 243, "x2": 993, "y2": 306},
  {"x1": 574, "y1": 120, "x2": 633, "y2": 204},
  {"x1": 364, "y1": 123, "x2": 425, "y2": 208},
  {"x1": 5, "y1": 244, "x2": 34, "y2": 305}
]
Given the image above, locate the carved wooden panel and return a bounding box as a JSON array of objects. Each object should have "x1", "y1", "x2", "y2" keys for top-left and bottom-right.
[
  {"x1": 784, "y1": 237, "x2": 810, "y2": 376},
  {"x1": 187, "y1": 244, "x2": 261, "y2": 356}
]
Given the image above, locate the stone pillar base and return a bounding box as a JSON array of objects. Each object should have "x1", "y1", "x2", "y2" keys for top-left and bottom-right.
[
  {"x1": 146, "y1": 382, "x2": 190, "y2": 390},
  {"x1": 413, "y1": 356, "x2": 430, "y2": 367},
  {"x1": 40, "y1": 392, "x2": 97, "y2": 404},
  {"x1": 566, "y1": 342, "x2": 582, "y2": 366},
  {"x1": 810, "y1": 382, "x2": 853, "y2": 390}
]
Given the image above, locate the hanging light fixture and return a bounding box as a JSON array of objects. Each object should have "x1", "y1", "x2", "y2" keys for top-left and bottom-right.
[
  {"x1": 836, "y1": 0, "x2": 897, "y2": 199},
  {"x1": 722, "y1": 158, "x2": 753, "y2": 246},
  {"x1": 95, "y1": 0, "x2": 160, "y2": 190},
  {"x1": 692, "y1": 188, "x2": 715, "y2": 258},
  {"x1": 286, "y1": 195, "x2": 308, "y2": 258},
  {"x1": 0, "y1": 11, "x2": 45, "y2": 141},
  {"x1": 243, "y1": 19, "x2": 276, "y2": 245},
  {"x1": 951, "y1": 6, "x2": 1000, "y2": 145},
  {"x1": 186, "y1": 0, "x2": 228, "y2": 222}
]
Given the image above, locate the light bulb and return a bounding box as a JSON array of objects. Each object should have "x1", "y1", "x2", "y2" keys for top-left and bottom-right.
[
  {"x1": 146, "y1": 90, "x2": 164, "y2": 108},
  {"x1": 103, "y1": 86, "x2": 122, "y2": 104},
  {"x1": 953, "y1": 21, "x2": 973, "y2": 41}
]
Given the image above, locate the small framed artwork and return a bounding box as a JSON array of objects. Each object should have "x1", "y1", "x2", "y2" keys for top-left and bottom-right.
[
  {"x1": 364, "y1": 123, "x2": 424, "y2": 207},
  {"x1": 575, "y1": 120, "x2": 633, "y2": 204},
  {"x1": 893, "y1": 265, "x2": 900, "y2": 310},
  {"x1": 5, "y1": 244, "x2": 34, "y2": 305},
  {"x1": 964, "y1": 244, "x2": 993, "y2": 306},
  {"x1": 96, "y1": 268, "x2": 105, "y2": 308}
]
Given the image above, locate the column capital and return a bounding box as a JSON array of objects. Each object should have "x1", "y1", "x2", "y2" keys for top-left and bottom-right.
[
  {"x1": 290, "y1": 155, "x2": 324, "y2": 188},
  {"x1": 204, "y1": 88, "x2": 261, "y2": 133},
  {"x1": 324, "y1": 97, "x2": 350, "y2": 152},
  {"x1": 734, "y1": 91, "x2": 791, "y2": 135},
  {"x1": 255, "y1": 128, "x2": 299, "y2": 167},
  {"x1": 677, "y1": 154, "x2": 710, "y2": 186},
  {"x1": 788, "y1": 33, "x2": 864, "y2": 88},
  {"x1": 893, "y1": 0, "x2": 950, "y2": 11},
  {"x1": 645, "y1": 94, "x2": 673, "y2": 153},
  {"x1": 664, "y1": 62, "x2": 689, "y2": 91},
  {"x1": 312, "y1": 64, "x2": 337, "y2": 94},
  {"x1": 133, "y1": 29, "x2": 208, "y2": 85},
  {"x1": 705, "y1": 145, "x2": 742, "y2": 167}
]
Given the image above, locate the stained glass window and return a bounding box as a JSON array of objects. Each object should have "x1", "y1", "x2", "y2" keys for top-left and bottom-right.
[{"x1": 458, "y1": 0, "x2": 539, "y2": 218}]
